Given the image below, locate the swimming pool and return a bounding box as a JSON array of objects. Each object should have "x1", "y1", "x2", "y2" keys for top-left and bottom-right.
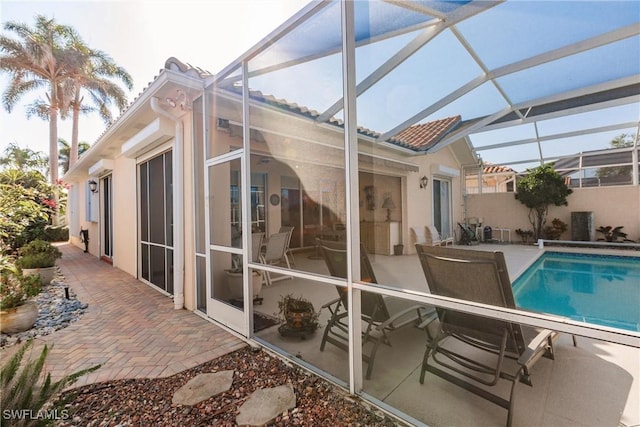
[{"x1": 512, "y1": 252, "x2": 640, "y2": 332}]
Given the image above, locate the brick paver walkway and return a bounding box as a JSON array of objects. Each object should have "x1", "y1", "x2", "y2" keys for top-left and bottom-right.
[{"x1": 1, "y1": 243, "x2": 246, "y2": 388}]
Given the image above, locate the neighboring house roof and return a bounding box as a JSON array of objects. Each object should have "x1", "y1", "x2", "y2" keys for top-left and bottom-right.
[{"x1": 482, "y1": 164, "x2": 515, "y2": 174}]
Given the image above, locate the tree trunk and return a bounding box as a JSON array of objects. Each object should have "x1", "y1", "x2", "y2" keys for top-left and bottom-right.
[
  {"x1": 49, "y1": 89, "x2": 60, "y2": 225},
  {"x1": 70, "y1": 90, "x2": 81, "y2": 168},
  {"x1": 531, "y1": 206, "x2": 548, "y2": 241}
]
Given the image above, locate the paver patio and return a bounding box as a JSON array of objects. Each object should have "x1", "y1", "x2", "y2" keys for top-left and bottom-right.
[{"x1": 1, "y1": 243, "x2": 246, "y2": 388}]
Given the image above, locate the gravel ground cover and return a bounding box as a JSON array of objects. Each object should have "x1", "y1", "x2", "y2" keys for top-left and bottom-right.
[
  {"x1": 55, "y1": 346, "x2": 403, "y2": 426},
  {"x1": 1, "y1": 272, "x2": 87, "y2": 348}
]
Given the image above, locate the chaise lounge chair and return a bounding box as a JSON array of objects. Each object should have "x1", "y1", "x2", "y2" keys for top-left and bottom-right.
[
  {"x1": 415, "y1": 244, "x2": 559, "y2": 427},
  {"x1": 318, "y1": 240, "x2": 433, "y2": 379}
]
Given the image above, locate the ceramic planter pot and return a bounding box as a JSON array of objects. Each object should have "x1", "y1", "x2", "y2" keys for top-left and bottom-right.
[
  {"x1": 278, "y1": 298, "x2": 318, "y2": 338},
  {"x1": 0, "y1": 301, "x2": 39, "y2": 334},
  {"x1": 225, "y1": 270, "x2": 262, "y2": 299},
  {"x1": 22, "y1": 266, "x2": 56, "y2": 286}
]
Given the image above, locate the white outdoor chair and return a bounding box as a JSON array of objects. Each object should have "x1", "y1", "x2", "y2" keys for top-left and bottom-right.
[
  {"x1": 259, "y1": 231, "x2": 292, "y2": 285},
  {"x1": 278, "y1": 226, "x2": 296, "y2": 267},
  {"x1": 425, "y1": 225, "x2": 454, "y2": 246},
  {"x1": 251, "y1": 232, "x2": 265, "y2": 263}
]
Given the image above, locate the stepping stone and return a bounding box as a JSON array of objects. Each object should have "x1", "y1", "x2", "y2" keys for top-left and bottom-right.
[
  {"x1": 236, "y1": 384, "x2": 296, "y2": 426},
  {"x1": 172, "y1": 370, "x2": 234, "y2": 406}
]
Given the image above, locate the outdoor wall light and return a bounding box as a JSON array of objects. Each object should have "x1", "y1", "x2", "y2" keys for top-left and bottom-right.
[
  {"x1": 88, "y1": 180, "x2": 98, "y2": 193},
  {"x1": 419, "y1": 176, "x2": 429, "y2": 189},
  {"x1": 165, "y1": 89, "x2": 191, "y2": 111},
  {"x1": 165, "y1": 97, "x2": 177, "y2": 108}
]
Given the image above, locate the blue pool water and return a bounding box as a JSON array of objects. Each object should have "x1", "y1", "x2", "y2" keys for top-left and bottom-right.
[{"x1": 512, "y1": 252, "x2": 640, "y2": 332}]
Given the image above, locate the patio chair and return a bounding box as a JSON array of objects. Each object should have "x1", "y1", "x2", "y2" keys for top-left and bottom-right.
[
  {"x1": 458, "y1": 222, "x2": 479, "y2": 245},
  {"x1": 318, "y1": 240, "x2": 434, "y2": 379},
  {"x1": 259, "y1": 231, "x2": 292, "y2": 285},
  {"x1": 251, "y1": 232, "x2": 265, "y2": 263},
  {"x1": 410, "y1": 226, "x2": 428, "y2": 245},
  {"x1": 278, "y1": 226, "x2": 296, "y2": 267},
  {"x1": 425, "y1": 225, "x2": 454, "y2": 246},
  {"x1": 415, "y1": 244, "x2": 559, "y2": 427}
]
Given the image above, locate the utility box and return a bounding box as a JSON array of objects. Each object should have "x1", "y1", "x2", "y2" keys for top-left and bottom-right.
[{"x1": 571, "y1": 212, "x2": 595, "y2": 241}]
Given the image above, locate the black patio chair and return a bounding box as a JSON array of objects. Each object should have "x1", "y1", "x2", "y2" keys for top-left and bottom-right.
[{"x1": 415, "y1": 244, "x2": 560, "y2": 427}]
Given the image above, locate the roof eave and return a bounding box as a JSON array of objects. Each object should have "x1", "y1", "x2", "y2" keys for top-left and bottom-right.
[{"x1": 64, "y1": 69, "x2": 205, "y2": 182}]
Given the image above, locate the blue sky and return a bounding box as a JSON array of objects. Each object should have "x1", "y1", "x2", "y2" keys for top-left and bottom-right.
[
  {"x1": 0, "y1": 0, "x2": 308, "y2": 157},
  {"x1": 2, "y1": 1, "x2": 637, "y2": 171}
]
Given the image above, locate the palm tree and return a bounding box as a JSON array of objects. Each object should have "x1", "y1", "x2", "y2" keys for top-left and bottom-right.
[
  {"x1": 65, "y1": 36, "x2": 132, "y2": 168},
  {"x1": 0, "y1": 15, "x2": 78, "y2": 187},
  {"x1": 58, "y1": 137, "x2": 90, "y2": 174}
]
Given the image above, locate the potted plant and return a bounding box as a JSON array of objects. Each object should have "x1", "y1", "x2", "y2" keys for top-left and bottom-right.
[
  {"x1": 597, "y1": 226, "x2": 634, "y2": 243},
  {"x1": 16, "y1": 239, "x2": 62, "y2": 285},
  {"x1": 515, "y1": 228, "x2": 534, "y2": 244},
  {"x1": 225, "y1": 267, "x2": 263, "y2": 301},
  {"x1": 543, "y1": 218, "x2": 568, "y2": 240},
  {"x1": 277, "y1": 294, "x2": 319, "y2": 338},
  {"x1": 0, "y1": 254, "x2": 42, "y2": 333}
]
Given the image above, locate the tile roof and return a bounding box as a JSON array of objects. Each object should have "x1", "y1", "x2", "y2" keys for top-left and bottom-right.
[
  {"x1": 164, "y1": 57, "x2": 213, "y2": 79},
  {"x1": 103, "y1": 58, "x2": 465, "y2": 154},
  {"x1": 239, "y1": 86, "x2": 463, "y2": 151},
  {"x1": 483, "y1": 163, "x2": 515, "y2": 174},
  {"x1": 388, "y1": 116, "x2": 462, "y2": 151}
]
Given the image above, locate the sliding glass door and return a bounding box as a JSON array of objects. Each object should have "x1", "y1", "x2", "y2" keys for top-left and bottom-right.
[
  {"x1": 432, "y1": 177, "x2": 452, "y2": 239},
  {"x1": 101, "y1": 174, "x2": 113, "y2": 260},
  {"x1": 139, "y1": 150, "x2": 174, "y2": 294}
]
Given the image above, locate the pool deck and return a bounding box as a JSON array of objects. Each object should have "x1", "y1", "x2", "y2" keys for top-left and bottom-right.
[
  {"x1": 258, "y1": 243, "x2": 640, "y2": 426},
  {"x1": 1, "y1": 242, "x2": 637, "y2": 426}
]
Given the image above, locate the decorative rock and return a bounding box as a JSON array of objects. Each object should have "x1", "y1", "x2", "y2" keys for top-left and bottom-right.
[
  {"x1": 172, "y1": 370, "x2": 234, "y2": 406},
  {"x1": 236, "y1": 384, "x2": 296, "y2": 426},
  {"x1": 0, "y1": 274, "x2": 88, "y2": 348}
]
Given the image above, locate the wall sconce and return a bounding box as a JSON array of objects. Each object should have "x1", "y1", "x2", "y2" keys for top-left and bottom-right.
[
  {"x1": 88, "y1": 180, "x2": 98, "y2": 193},
  {"x1": 165, "y1": 89, "x2": 192, "y2": 111},
  {"x1": 419, "y1": 176, "x2": 429, "y2": 189}
]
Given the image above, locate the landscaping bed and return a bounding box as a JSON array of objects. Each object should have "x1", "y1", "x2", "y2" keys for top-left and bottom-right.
[{"x1": 56, "y1": 346, "x2": 402, "y2": 426}]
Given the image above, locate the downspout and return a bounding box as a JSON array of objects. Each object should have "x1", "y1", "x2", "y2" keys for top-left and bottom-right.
[{"x1": 150, "y1": 97, "x2": 185, "y2": 310}]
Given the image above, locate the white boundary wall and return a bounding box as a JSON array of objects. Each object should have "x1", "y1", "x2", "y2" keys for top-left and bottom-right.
[{"x1": 466, "y1": 185, "x2": 640, "y2": 242}]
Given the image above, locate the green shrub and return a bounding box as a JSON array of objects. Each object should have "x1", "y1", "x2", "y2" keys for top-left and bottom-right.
[
  {"x1": 597, "y1": 225, "x2": 633, "y2": 243},
  {"x1": 0, "y1": 254, "x2": 41, "y2": 310},
  {"x1": 0, "y1": 340, "x2": 101, "y2": 426},
  {"x1": 543, "y1": 218, "x2": 568, "y2": 240},
  {"x1": 16, "y1": 240, "x2": 62, "y2": 269},
  {"x1": 42, "y1": 226, "x2": 69, "y2": 243}
]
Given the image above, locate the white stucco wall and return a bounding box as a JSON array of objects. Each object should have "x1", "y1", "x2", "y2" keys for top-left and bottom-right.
[
  {"x1": 111, "y1": 155, "x2": 138, "y2": 276},
  {"x1": 466, "y1": 185, "x2": 640, "y2": 242},
  {"x1": 404, "y1": 145, "x2": 464, "y2": 254}
]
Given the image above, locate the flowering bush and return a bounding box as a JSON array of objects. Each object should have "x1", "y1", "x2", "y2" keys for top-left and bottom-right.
[{"x1": 0, "y1": 254, "x2": 41, "y2": 310}]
